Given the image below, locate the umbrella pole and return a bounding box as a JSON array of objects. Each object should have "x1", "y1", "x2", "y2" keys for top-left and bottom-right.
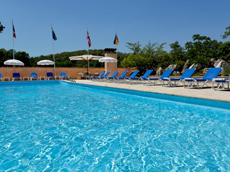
[{"x1": 87, "y1": 60, "x2": 89, "y2": 75}]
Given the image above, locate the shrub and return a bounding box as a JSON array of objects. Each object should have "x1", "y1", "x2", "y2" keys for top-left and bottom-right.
[{"x1": 222, "y1": 66, "x2": 230, "y2": 76}]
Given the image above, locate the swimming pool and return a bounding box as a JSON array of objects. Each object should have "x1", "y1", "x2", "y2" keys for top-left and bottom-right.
[{"x1": 0, "y1": 81, "x2": 230, "y2": 171}]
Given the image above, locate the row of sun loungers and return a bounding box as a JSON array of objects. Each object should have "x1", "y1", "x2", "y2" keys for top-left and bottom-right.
[
  {"x1": 0, "y1": 72, "x2": 71, "y2": 81},
  {"x1": 86, "y1": 67, "x2": 228, "y2": 91}
]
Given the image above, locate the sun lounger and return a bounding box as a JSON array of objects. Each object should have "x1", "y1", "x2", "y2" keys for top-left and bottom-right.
[
  {"x1": 87, "y1": 71, "x2": 105, "y2": 80},
  {"x1": 103, "y1": 71, "x2": 119, "y2": 81},
  {"x1": 117, "y1": 70, "x2": 139, "y2": 83},
  {"x1": 147, "y1": 69, "x2": 173, "y2": 85},
  {"x1": 162, "y1": 68, "x2": 196, "y2": 87},
  {"x1": 112, "y1": 71, "x2": 128, "y2": 82},
  {"x1": 213, "y1": 78, "x2": 230, "y2": 90},
  {"x1": 12, "y1": 73, "x2": 22, "y2": 81},
  {"x1": 127, "y1": 70, "x2": 153, "y2": 84},
  {"x1": 183, "y1": 67, "x2": 222, "y2": 89},
  {"x1": 30, "y1": 72, "x2": 40, "y2": 81},
  {"x1": 46, "y1": 72, "x2": 55, "y2": 80},
  {"x1": 60, "y1": 72, "x2": 69, "y2": 80},
  {"x1": 97, "y1": 71, "x2": 110, "y2": 80}
]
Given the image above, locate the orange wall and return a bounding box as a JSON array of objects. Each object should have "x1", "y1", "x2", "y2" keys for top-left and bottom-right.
[{"x1": 0, "y1": 67, "x2": 134, "y2": 80}]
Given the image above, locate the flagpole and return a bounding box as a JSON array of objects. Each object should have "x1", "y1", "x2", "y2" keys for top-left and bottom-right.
[
  {"x1": 51, "y1": 24, "x2": 56, "y2": 77},
  {"x1": 87, "y1": 28, "x2": 89, "y2": 74},
  {"x1": 12, "y1": 20, "x2": 15, "y2": 73},
  {"x1": 116, "y1": 31, "x2": 118, "y2": 59}
]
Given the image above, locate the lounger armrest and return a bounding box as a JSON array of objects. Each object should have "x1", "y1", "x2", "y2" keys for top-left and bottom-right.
[
  {"x1": 212, "y1": 78, "x2": 226, "y2": 81},
  {"x1": 163, "y1": 77, "x2": 170, "y2": 80}
]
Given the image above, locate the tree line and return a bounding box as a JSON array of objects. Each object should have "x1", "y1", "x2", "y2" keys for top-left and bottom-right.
[
  {"x1": 0, "y1": 48, "x2": 128, "y2": 68},
  {"x1": 122, "y1": 34, "x2": 230, "y2": 75}
]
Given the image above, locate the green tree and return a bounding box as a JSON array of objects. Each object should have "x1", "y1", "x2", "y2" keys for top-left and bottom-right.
[
  {"x1": 217, "y1": 41, "x2": 230, "y2": 61},
  {"x1": 169, "y1": 41, "x2": 186, "y2": 71},
  {"x1": 221, "y1": 26, "x2": 230, "y2": 39},
  {"x1": 0, "y1": 49, "x2": 8, "y2": 66},
  {"x1": 154, "y1": 43, "x2": 170, "y2": 69},
  {"x1": 0, "y1": 22, "x2": 5, "y2": 33},
  {"x1": 121, "y1": 54, "x2": 148, "y2": 75},
  {"x1": 185, "y1": 34, "x2": 220, "y2": 67},
  {"x1": 126, "y1": 41, "x2": 141, "y2": 55},
  {"x1": 15, "y1": 51, "x2": 30, "y2": 66}
]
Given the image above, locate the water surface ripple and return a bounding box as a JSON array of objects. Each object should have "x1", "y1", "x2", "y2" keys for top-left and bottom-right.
[{"x1": 0, "y1": 82, "x2": 230, "y2": 171}]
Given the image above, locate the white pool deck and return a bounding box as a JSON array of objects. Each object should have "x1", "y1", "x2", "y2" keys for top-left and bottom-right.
[{"x1": 72, "y1": 79, "x2": 230, "y2": 102}]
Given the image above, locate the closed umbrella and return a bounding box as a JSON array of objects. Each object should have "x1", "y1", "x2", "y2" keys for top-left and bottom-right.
[{"x1": 69, "y1": 55, "x2": 103, "y2": 74}]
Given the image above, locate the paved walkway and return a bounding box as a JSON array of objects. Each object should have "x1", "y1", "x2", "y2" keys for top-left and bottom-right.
[{"x1": 72, "y1": 79, "x2": 230, "y2": 102}]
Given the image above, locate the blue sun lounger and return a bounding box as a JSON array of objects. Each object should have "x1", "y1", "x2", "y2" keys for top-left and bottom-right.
[
  {"x1": 60, "y1": 72, "x2": 67, "y2": 79},
  {"x1": 118, "y1": 70, "x2": 139, "y2": 83},
  {"x1": 98, "y1": 71, "x2": 110, "y2": 80},
  {"x1": 87, "y1": 71, "x2": 105, "y2": 79},
  {"x1": 214, "y1": 78, "x2": 230, "y2": 90},
  {"x1": 147, "y1": 69, "x2": 173, "y2": 85},
  {"x1": 12, "y1": 73, "x2": 22, "y2": 81},
  {"x1": 30, "y1": 72, "x2": 40, "y2": 80},
  {"x1": 112, "y1": 71, "x2": 128, "y2": 82},
  {"x1": 92, "y1": 71, "x2": 110, "y2": 80},
  {"x1": 46, "y1": 72, "x2": 55, "y2": 80},
  {"x1": 162, "y1": 68, "x2": 196, "y2": 87},
  {"x1": 105, "y1": 71, "x2": 119, "y2": 81},
  {"x1": 183, "y1": 67, "x2": 222, "y2": 89},
  {"x1": 127, "y1": 70, "x2": 153, "y2": 84}
]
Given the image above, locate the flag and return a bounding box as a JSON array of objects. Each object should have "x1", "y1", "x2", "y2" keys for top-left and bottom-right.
[
  {"x1": 86, "y1": 30, "x2": 91, "y2": 48},
  {"x1": 12, "y1": 24, "x2": 16, "y2": 38},
  {"x1": 52, "y1": 28, "x2": 57, "y2": 40},
  {"x1": 113, "y1": 34, "x2": 119, "y2": 45}
]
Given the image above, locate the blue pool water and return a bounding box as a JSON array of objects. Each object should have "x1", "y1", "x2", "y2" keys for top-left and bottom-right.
[{"x1": 0, "y1": 81, "x2": 230, "y2": 171}]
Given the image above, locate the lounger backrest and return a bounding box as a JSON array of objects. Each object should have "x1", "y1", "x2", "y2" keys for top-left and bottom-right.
[
  {"x1": 13, "y1": 73, "x2": 20, "y2": 78},
  {"x1": 60, "y1": 72, "x2": 66, "y2": 77},
  {"x1": 129, "y1": 70, "x2": 139, "y2": 79},
  {"x1": 103, "y1": 71, "x2": 110, "y2": 77},
  {"x1": 118, "y1": 71, "x2": 128, "y2": 79},
  {"x1": 203, "y1": 67, "x2": 222, "y2": 80},
  {"x1": 98, "y1": 71, "x2": 105, "y2": 77},
  {"x1": 141, "y1": 70, "x2": 153, "y2": 79},
  {"x1": 110, "y1": 71, "x2": 119, "y2": 78},
  {"x1": 47, "y1": 72, "x2": 54, "y2": 77},
  {"x1": 180, "y1": 68, "x2": 196, "y2": 79},
  {"x1": 0, "y1": 73, "x2": 2, "y2": 78},
  {"x1": 31, "y1": 72, "x2": 38, "y2": 78},
  {"x1": 160, "y1": 69, "x2": 173, "y2": 79}
]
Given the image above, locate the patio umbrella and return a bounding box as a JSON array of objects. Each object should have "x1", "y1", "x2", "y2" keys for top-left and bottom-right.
[
  {"x1": 37, "y1": 60, "x2": 54, "y2": 65},
  {"x1": 37, "y1": 60, "x2": 54, "y2": 74},
  {"x1": 99, "y1": 57, "x2": 117, "y2": 63},
  {"x1": 69, "y1": 55, "x2": 104, "y2": 74},
  {"x1": 99, "y1": 57, "x2": 117, "y2": 71},
  {"x1": 4, "y1": 59, "x2": 24, "y2": 73},
  {"x1": 4, "y1": 59, "x2": 24, "y2": 66}
]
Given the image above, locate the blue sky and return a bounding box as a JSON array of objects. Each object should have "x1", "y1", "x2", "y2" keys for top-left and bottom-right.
[{"x1": 0, "y1": 0, "x2": 230, "y2": 57}]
